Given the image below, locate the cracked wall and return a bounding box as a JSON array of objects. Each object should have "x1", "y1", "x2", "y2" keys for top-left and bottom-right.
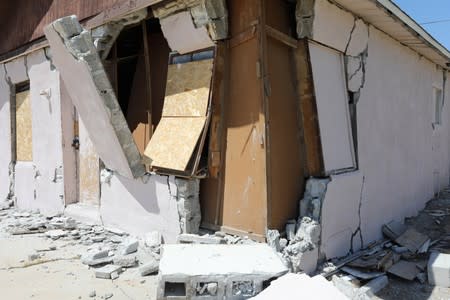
[
  {"x1": 0, "y1": 64, "x2": 13, "y2": 202},
  {"x1": 297, "y1": 0, "x2": 450, "y2": 259},
  {"x1": 99, "y1": 172, "x2": 200, "y2": 242},
  {"x1": 0, "y1": 49, "x2": 66, "y2": 215}
]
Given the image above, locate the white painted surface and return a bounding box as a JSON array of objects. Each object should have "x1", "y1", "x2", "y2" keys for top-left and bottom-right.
[
  {"x1": 346, "y1": 19, "x2": 369, "y2": 56},
  {"x1": 428, "y1": 252, "x2": 450, "y2": 287},
  {"x1": 160, "y1": 11, "x2": 214, "y2": 54},
  {"x1": 64, "y1": 203, "x2": 101, "y2": 225},
  {"x1": 311, "y1": 0, "x2": 450, "y2": 258},
  {"x1": 100, "y1": 174, "x2": 180, "y2": 243},
  {"x1": 29, "y1": 51, "x2": 65, "y2": 216},
  {"x1": 14, "y1": 162, "x2": 36, "y2": 210},
  {"x1": 309, "y1": 42, "x2": 355, "y2": 173},
  {"x1": 312, "y1": 0, "x2": 354, "y2": 53},
  {"x1": 160, "y1": 244, "x2": 287, "y2": 276},
  {"x1": 0, "y1": 65, "x2": 11, "y2": 201},
  {"x1": 252, "y1": 273, "x2": 349, "y2": 300},
  {"x1": 320, "y1": 171, "x2": 363, "y2": 258}
]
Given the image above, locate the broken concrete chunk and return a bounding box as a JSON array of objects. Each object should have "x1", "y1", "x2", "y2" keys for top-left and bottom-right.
[
  {"x1": 295, "y1": 217, "x2": 321, "y2": 246},
  {"x1": 177, "y1": 233, "x2": 225, "y2": 244},
  {"x1": 253, "y1": 273, "x2": 348, "y2": 300},
  {"x1": 120, "y1": 238, "x2": 139, "y2": 255},
  {"x1": 139, "y1": 258, "x2": 160, "y2": 276},
  {"x1": 144, "y1": 231, "x2": 161, "y2": 248},
  {"x1": 95, "y1": 265, "x2": 122, "y2": 279},
  {"x1": 45, "y1": 229, "x2": 67, "y2": 240},
  {"x1": 157, "y1": 244, "x2": 287, "y2": 299},
  {"x1": 285, "y1": 220, "x2": 296, "y2": 241},
  {"x1": 266, "y1": 229, "x2": 281, "y2": 252},
  {"x1": 356, "y1": 275, "x2": 388, "y2": 300},
  {"x1": 113, "y1": 254, "x2": 138, "y2": 268},
  {"x1": 81, "y1": 249, "x2": 112, "y2": 266},
  {"x1": 428, "y1": 252, "x2": 450, "y2": 287},
  {"x1": 110, "y1": 271, "x2": 119, "y2": 280}
]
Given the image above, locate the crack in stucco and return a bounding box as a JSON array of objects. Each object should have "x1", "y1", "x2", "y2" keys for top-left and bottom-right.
[
  {"x1": 344, "y1": 18, "x2": 357, "y2": 54},
  {"x1": 3, "y1": 64, "x2": 16, "y2": 203},
  {"x1": 350, "y1": 175, "x2": 365, "y2": 253}
]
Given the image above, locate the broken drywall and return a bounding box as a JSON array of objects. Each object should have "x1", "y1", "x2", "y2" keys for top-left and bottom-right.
[
  {"x1": 91, "y1": 9, "x2": 147, "y2": 59},
  {"x1": 154, "y1": 0, "x2": 228, "y2": 53},
  {"x1": 44, "y1": 16, "x2": 145, "y2": 179}
]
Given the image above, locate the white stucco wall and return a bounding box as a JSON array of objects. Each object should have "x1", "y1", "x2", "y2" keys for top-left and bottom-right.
[
  {"x1": 311, "y1": 0, "x2": 450, "y2": 258},
  {"x1": 28, "y1": 50, "x2": 65, "y2": 215},
  {"x1": 0, "y1": 65, "x2": 12, "y2": 202},
  {"x1": 100, "y1": 173, "x2": 181, "y2": 243}
]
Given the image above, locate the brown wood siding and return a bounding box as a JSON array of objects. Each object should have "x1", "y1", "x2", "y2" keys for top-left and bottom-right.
[
  {"x1": 0, "y1": 0, "x2": 121, "y2": 55},
  {"x1": 294, "y1": 39, "x2": 325, "y2": 176},
  {"x1": 264, "y1": 0, "x2": 305, "y2": 230},
  {"x1": 219, "y1": 0, "x2": 267, "y2": 237}
]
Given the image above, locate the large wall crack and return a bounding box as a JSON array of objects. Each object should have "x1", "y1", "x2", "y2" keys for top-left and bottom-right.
[{"x1": 350, "y1": 175, "x2": 365, "y2": 253}]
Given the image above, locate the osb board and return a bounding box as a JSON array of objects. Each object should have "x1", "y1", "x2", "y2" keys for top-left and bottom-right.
[
  {"x1": 220, "y1": 36, "x2": 267, "y2": 236},
  {"x1": 162, "y1": 59, "x2": 213, "y2": 117},
  {"x1": 266, "y1": 26, "x2": 305, "y2": 230},
  {"x1": 144, "y1": 117, "x2": 206, "y2": 171},
  {"x1": 15, "y1": 90, "x2": 33, "y2": 161}
]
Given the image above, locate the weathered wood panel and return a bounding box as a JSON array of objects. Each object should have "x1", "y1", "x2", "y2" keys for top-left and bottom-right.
[
  {"x1": 219, "y1": 0, "x2": 267, "y2": 237},
  {"x1": 294, "y1": 40, "x2": 325, "y2": 176},
  {"x1": 0, "y1": 0, "x2": 121, "y2": 55},
  {"x1": 264, "y1": 0, "x2": 305, "y2": 230}
]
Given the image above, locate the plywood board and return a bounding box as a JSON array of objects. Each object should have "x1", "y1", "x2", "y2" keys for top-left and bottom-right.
[
  {"x1": 144, "y1": 117, "x2": 206, "y2": 171},
  {"x1": 15, "y1": 90, "x2": 33, "y2": 161},
  {"x1": 162, "y1": 59, "x2": 213, "y2": 117}
]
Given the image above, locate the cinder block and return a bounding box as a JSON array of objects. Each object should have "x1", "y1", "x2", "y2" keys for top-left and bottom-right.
[
  {"x1": 428, "y1": 252, "x2": 450, "y2": 287},
  {"x1": 157, "y1": 244, "x2": 288, "y2": 300}
]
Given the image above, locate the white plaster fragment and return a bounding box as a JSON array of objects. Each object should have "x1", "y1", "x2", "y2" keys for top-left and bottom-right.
[
  {"x1": 346, "y1": 19, "x2": 369, "y2": 56},
  {"x1": 312, "y1": 0, "x2": 355, "y2": 52},
  {"x1": 160, "y1": 11, "x2": 214, "y2": 54},
  {"x1": 346, "y1": 56, "x2": 364, "y2": 92}
]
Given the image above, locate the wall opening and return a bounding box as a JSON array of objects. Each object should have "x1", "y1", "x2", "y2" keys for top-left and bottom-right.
[
  {"x1": 14, "y1": 81, "x2": 32, "y2": 162},
  {"x1": 433, "y1": 86, "x2": 443, "y2": 126}
]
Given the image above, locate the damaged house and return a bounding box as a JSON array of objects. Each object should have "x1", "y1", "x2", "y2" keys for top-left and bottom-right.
[{"x1": 0, "y1": 0, "x2": 449, "y2": 274}]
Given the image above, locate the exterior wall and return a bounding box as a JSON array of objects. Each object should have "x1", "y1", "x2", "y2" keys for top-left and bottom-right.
[
  {"x1": 309, "y1": 0, "x2": 450, "y2": 258},
  {"x1": 0, "y1": 50, "x2": 66, "y2": 214},
  {"x1": 100, "y1": 173, "x2": 181, "y2": 242},
  {"x1": 0, "y1": 64, "x2": 12, "y2": 202}
]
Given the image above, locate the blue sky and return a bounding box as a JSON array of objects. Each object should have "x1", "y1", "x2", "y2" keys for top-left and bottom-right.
[{"x1": 392, "y1": 0, "x2": 450, "y2": 50}]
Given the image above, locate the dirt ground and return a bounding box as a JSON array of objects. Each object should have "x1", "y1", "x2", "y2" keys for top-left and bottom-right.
[{"x1": 0, "y1": 213, "x2": 159, "y2": 300}]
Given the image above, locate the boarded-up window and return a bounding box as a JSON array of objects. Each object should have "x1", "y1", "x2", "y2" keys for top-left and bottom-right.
[
  {"x1": 309, "y1": 42, "x2": 356, "y2": 173},
  {"x1": 144, "y1": 58, "x2": 213, "y2": 174},
  {"x1": 15, "y1": 83, "x2": 32, "y2": 161}
]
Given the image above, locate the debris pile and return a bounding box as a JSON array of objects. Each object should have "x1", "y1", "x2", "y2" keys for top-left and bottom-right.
[
  {"x1": 0, "y1": 206, "x2": 161, "y2": 281},
  {"x1": 316, "y1": 191, "x2": 450, "y2": 299}
]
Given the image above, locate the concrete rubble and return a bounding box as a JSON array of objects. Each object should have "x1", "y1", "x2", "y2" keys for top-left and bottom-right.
[{"x1": 0, "y1": 205, "x2": 163, "y2": 283}]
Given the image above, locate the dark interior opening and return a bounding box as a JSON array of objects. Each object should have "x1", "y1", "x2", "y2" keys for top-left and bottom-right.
[{"x1": 164, "y1": 282, "x2": 186, "y2": 297}]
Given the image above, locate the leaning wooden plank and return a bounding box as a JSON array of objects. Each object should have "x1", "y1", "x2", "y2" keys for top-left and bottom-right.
[
  {"x1": 44, "y1": 16, "x2": 145, "y2": 178},
  {"x1": 143, "y1": 117, "x2": 206, "y2": 171},
  {"x1": 162, "y1": 59, "x2": 214, "y2": 117}
]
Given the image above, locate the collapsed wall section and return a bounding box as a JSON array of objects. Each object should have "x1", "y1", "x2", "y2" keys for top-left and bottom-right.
[{"x1": 44, "y1": 16, "x2": 145, "y2": 179}]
